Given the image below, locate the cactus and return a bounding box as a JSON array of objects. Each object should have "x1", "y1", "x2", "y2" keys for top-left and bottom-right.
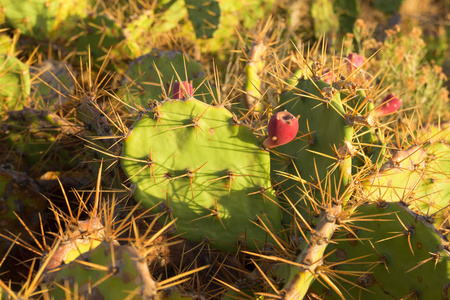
[
  {"x1": 44, "y1": 217, "x2": 106, "y2": 270},
  {"x1": 308, "y1": 201, "x2": 450, "y2": 299},
  {"x1": 121, "y1": 50, "x2": 214, "y2": 108},
  {"x1": 0, "y1": 33, "x2": 14, "y2": 54},
  {"x1": 272, "y1": 75, "x2": 354, "y2": 217},
  {"x1": 185, "y1": 0, "x2": 221, "y2": 39},
  {"x1": 46, "y1": 241, "x2": 159, "y2": 299},
  {"x1": 334, "y1": 0, "x2": 360, "y2": 35},
  {"x1": 1, "y1": 0, "x2": 89, "y2": 41},
  {"x1": 121, "y1": 95, "x2": 282, "y2": 252},
  {"x1": 0, "y1": 54, "x2": 31, "y2": 110},
  {"x1": 0, "y1": 3, "x2": 449, "y2": 299},
  {"x1": 245, "y1": 40, "x2": 267, "y2": 114},
  {"x1": 362, "y1": 142, "x2": 450, "y2": 223},
  {"x1": 263, "y1": 110, "x2": 299, "y2": 148},
  {"x1": 373, "y1": 93, "x2": 403, "y2": 117},
  {"x1": 276, "y1": 202, "x2": 343, "y2": 299},
  {"x1": 67, "y1": 13, "x2": 129, "y2": 70},
  {"x1": 0, "y1": 108, "x2": 79, "y2": 174},
  {"x1": 311, "y1": 0, "x2": 339, "y2": 38}
]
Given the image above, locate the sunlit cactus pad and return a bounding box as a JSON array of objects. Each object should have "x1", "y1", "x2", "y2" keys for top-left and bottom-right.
[
  {"x1": 1, "y1": 0, "x2": 89, "y2": 41},
  {"x1": 121, "y1": 50, "x2": 212, "y2": 107},
  {"x1": 47, "y1": 242, "x2": 158, "y2": 299},
  {"x1": 121, "y1": 98, "x2": 282, "y2": 251},
  {"x1": 273, "y1": 78, "x2": 353, "y2": 209},
  {"x1": 309, "y1": 201, "x2": 450, "y2": 299},
  {"x1": 0, "y1": 54, "x2": 30, "y2": 110},
  {"x1": 362, "y1": 142, "x2": 450, "y2": 221}
]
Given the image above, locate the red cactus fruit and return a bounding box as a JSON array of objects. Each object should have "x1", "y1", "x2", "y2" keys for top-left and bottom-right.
[
  {"x1": 322, "y1": 68, "x2": 334, "y2": 84},
  {"x1": 346, "y1": 53, "x2": 364, "y2": 74},
  {"x1": 374, "y1": 94, "x2": 402, "y2": 117},
  {"x1": 263, "y1": 110, "x2": 299, "y2": 148},
  {"x1": 172, "y1": 81, "x2": 193, "y2": 99}
]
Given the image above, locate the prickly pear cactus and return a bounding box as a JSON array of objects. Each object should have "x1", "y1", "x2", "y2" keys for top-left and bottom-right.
[
  {"x1": 1, "y1": 0, "x2": 89, "y2": 41},
  {"x1": 0, "y1": 108, "x2": 78, "y2": 174},
  {"x1": 68, "y1": 13, "x2": 128, "y2": 68},
  {"x1": 362, "y1": 142, "x2": 450, "y2": 222},
  {"x1": 47, "y1": 242, "x2": 158, "y2": 299},
  {"x1": 309, "y1": 201, "x2": 450, "y2": 299},
  {"x1": 121, "y1": 50, "x2": 214, "y2": 107},
  {"x1": 185, "y1": 0, "x2": 221, "y2": 39},
  {"x1": 340, "y1": 88, "x2": 384, "y2": 168},
  {"x1": 311, "y1": 0, "x2": 339, "y2": 38},
  {"x1": 273, "y1": 76, "x2": 354, "y2": 213},
  {"x1": 0, "y1": 54, "x2": 31, "y2": 110},
  {"x1": 121, "y1": 97, "x2": 282, "y2": 251},
  {"x1": 44, "y1": 217, "x2": 106, "y2": 270},
  {"x1": 0, "y1": 33, "x2": 13, "y2": 54}
]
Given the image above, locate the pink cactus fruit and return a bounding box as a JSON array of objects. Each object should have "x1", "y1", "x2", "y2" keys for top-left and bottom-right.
[
  {"x1": 322, "y1": 68, "x2": 334, "y2": 84},
  {"x1": 172, "y1": 81, "x2": 194, "y2": 99},
  {"x1": 374, "y1": 94, "x2": 403, "y2": 117},
  {"x1": 346, "y1": 53, "x2": 365, "y2": 74},
  {"x1": 263, "y1": 110, "x2": 299, "y2": 148}
]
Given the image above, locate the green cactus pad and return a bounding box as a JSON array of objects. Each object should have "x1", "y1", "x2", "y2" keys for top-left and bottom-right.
[
  {"x1": 341, "y1": 89, "x2": 383, "y2": 168},
  {"x1": 334, "y1": 0, "x2": 360, "y2": 35},
  {"x1": 185, "y1": 0, "x2": 221, "y2": 39},
  {"x1": 311, "y1": 0, "x2": 339, "y2": 38},
  {"x1": 2, "y1": 0, "x2": 89, "y2": 41},
  {"x1": 0, "y1": 34, "x2": 13, "y2": 54},
  {"x1": 362, "y1": 143, "x2": 450, "y2": 221},
  {"x1": 69, "y1": 14, "x2": 127, "y2": 63},
  {"x1": 1, "y1": 108, "x2": 77, "y2": 173},
  {"x1": 309, "y1": 201, "x2": 450, "y2": 299},
  {"x1": 48, "y1": 242, "x2": 158, "y2": 299},
  {"x1": 2, "y1": 0, "x2": 61, "y2": 40},
  {"x1": 155, "y1": 0, "x2": 187, "y2": 33},
  {"x1": 121, "y1": 50, "x2": 214, "y2": 107},
  {"x1": 0, "y1": 54, "x2": 31, "y2": 110},
  {"x1": 273, "y1": 79, "x2": 353, "y2": 212},
  {"x1": 121, "y1": 98, "x2": 282, "y2": 251}
]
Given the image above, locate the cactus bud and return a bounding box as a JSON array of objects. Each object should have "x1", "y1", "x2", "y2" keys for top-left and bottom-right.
[
  {"x1": 346, "y1": 53, "x2": 364, "y2": 74},
  {"x1": 263, "y1": 111, "x2": 299, "y2": 148},
  {"x1": 322, "y1": 68, "x2": 334, "y2": 84},
  {"x1": 172, "y1": 81, "x2": 193, "y2": 99},
  {"x1": 374, "y1": 94, "x2": 402, "y2": 117}
]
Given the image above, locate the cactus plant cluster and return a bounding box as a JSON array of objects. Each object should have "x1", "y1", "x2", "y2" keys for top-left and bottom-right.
[{"x1": 0, "y1": 0, "x2": 449, "y2": 299}]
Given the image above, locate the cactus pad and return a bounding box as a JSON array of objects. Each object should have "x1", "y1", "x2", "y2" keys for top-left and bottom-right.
[
  {"x1": 309, "y1": 201, "x2": 450, "y2": 299},
  {"x1": 48, "y1": 242, "x2": 158, "y2": 299},
  {"x1": 362, "y1": 143, "x2": 450, "y2": 221},
  {"x1": 273, "y1": 79, "x2": 354, "y2": 210},
  {"x1": 0, "y1": 54, "x2": 30, "y2": 110},
  {"x1": 121, "y1": 98, "x2": 282, "y2": 251},
  {"x1": 121, "y1": 50, "x2": 214, "y2": 107},
  {"x1": 185, "y1": 0, "x2": 221, "y2": 39}
]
